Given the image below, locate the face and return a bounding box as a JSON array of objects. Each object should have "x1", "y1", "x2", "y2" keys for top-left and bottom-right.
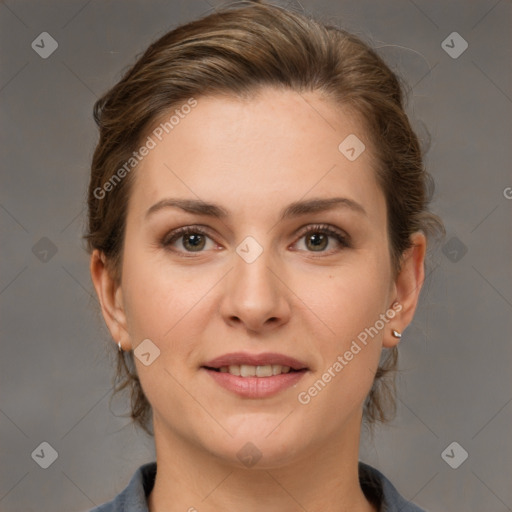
[{"x1": 100, "y1": 87, "x2": 411, "y2": 468}]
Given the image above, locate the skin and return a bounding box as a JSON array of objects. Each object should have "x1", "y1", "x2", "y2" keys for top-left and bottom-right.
[{"x1": 91, "y1": 87, "x2": 426, "y2": 512}]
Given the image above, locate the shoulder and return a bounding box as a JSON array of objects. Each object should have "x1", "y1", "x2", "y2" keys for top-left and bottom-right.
[
  {"x1": 86, "y1": 462, "x2": 157, "y2": 512},
  {"x1": 358, "y1": 461, "x2": 427, "y2": 512}
]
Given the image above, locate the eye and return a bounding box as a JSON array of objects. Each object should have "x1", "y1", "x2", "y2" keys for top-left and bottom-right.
[
  {"x1": 293, "y1": 224, "x2": 351, "y2": 254},
  {"x1": 160, "y1": 223, "x2": 351, "y2": 256},
  {"x1": 160, "y1": 226, "x2": 218, "y2": 254}
]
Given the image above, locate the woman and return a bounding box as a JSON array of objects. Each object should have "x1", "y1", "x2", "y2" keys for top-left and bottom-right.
[{"x1": 85, "y1": 2, "x2": 445, "y2": 511}]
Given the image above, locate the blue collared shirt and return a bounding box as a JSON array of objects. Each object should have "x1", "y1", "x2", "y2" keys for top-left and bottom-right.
[{"x1": 88, "y1": 461, "x2": 426, "y2": 511}]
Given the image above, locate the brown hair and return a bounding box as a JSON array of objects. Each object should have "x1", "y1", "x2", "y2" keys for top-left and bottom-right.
[{"x1": 84, "y1": 0, "x2": 445, "y2": 436}]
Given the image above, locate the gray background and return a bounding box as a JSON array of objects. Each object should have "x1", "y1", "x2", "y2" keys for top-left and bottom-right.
[{"x1": 1, "y1": 0, "x2": 511, "y2": 511}]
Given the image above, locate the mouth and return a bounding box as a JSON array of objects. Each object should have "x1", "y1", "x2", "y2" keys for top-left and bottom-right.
[
  {"x1": 203, "y1": 364, "x2": 305, "y2": 377},
  {"x1": 201, "y1": 351, "x2": 309, "y2": 374},
  {"x1": 200, "y1": 352, "x2": 309, "y2": 398}
]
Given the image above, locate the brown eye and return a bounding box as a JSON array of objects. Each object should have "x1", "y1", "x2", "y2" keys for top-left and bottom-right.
[
  {"x1": 161, "y1": 226, "x2": 215, "y2": 254},
  {"x1": 294, "y1": 224, "x2": 350, "y2": 254}
]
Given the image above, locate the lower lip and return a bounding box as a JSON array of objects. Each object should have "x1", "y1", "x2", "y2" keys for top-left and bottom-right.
[{"x1": 202, "y1": 368, "x2": 307, "y2": 398}]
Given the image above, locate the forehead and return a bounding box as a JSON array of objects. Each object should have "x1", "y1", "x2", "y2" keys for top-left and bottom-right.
[{"x1": 128, "y1": 87, "x2": 385, "y2": 225}]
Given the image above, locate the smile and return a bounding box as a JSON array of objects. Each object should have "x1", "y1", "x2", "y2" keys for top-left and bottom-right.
[
  {"x1": 210, "y1": 364, "x2": 295, "y2": 377},
  {"x1": 201, "y1": 366, "x2": 307, "y2": 398}
]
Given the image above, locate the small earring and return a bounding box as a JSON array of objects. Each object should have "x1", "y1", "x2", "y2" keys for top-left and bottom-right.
[
  {"x1": 118, "y1": 341, "x2": 122, "y2": 352},
  {"x1": 391, "y1": 329, "x2": 402, "y2": 339}
]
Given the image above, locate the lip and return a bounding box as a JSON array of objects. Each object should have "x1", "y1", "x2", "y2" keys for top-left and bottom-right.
[
  {"x1": 201, "y1": 351, "x2": 309, "y2": 399},
  {"x1": 202, "y1": 351, "x2": 308, "y2": 370},
  {"x1": 201, "y1": 367, "x2": 307, "y2": 398}
]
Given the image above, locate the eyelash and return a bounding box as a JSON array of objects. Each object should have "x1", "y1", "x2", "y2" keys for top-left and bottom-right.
[{"x1": 160, "y1": 224, "x2": 351, "y2": 257}]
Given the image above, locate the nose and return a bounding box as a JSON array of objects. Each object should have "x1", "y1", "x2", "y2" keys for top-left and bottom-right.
[{"x1": 219, "y1": 246, "x2": 291, "y2": 334}]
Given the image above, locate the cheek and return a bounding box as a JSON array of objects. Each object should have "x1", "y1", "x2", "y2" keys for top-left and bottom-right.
[
  {"x1": 121, "y1": 250, "x2": 228, "y2": 388},
  {"x1": 121, "y1": 246, "x2": 202, "y2": 338},
  {"x1": 292, "y1": 255, "x2": 389, "y2": 401},
  {"x1": 299, "y1": 256, "x2": 390, "y2": 343}
]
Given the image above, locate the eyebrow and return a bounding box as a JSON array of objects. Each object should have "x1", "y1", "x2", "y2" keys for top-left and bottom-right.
[{"x1": 145, "y1": 196, "x2": 367, "y2": 221}]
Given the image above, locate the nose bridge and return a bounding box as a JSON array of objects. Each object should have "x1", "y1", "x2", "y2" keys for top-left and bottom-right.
[
  {"x1": 233, "y1": 237, "x2": 279, "y2": 302},
  {"x1": 220, "y1": 235, "x2": 290, "y2": 330}
]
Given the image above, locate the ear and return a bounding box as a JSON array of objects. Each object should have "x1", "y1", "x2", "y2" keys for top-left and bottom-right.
[
  {"x1": 90, "y1": 249, "x2": 131, "y2": 351},
  {"x1": 383, "y1": 231, "x2": 427, "y2": 348}
]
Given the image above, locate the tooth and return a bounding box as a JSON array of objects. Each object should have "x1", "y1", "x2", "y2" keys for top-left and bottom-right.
[
  {"x1": 240, "y1": 365, "x2": 256, "y2": 377},
  {"x1": 272, "y1": 365, "x2": 282, "y2": 375},
  {"x1": 229, "y1": 365, "x2": 241, "y2": 376},
  {"x1": 220, "y1": 364, "x2": 294, "y2": 377},
  {"x1": 256, "y1": 365, "x2": 273, "y2": 377}
]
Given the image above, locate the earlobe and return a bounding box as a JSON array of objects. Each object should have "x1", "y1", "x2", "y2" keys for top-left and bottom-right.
[
  {"x1": 90, "y1": 250, "x2": 131, "y2": 350},
  {"x1": 383, "y1": 232, "x2": 427, "y2": 348}
]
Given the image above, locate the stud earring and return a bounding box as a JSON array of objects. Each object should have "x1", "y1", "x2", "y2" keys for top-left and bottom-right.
[
  {"x1": 391, "y1": 329, "x2": 402, "y2": 339},
  {"x1": 118, "y1": 341, "x2": 122, "y2": 352}
]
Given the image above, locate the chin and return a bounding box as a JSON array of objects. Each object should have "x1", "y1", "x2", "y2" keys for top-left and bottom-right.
[{"x1": 202, "y1": 415, "x2": 312, "y2": 469}]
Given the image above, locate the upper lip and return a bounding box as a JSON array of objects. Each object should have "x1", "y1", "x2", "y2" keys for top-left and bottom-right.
[{"x1": 202, "y1": 352, "x2": 308, "y2": 370}]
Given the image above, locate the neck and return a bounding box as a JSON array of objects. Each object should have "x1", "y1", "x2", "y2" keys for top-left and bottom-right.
[{"x1": 147, "y1": 411, "x2": 377, "y2": 512}]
